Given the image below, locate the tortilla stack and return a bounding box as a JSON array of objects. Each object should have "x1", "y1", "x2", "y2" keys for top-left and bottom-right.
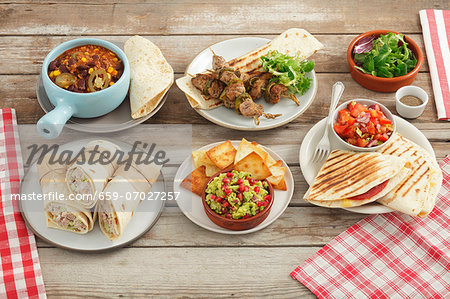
[
  {"x1": 376, "y1": 133, "x2": 443, "y2": 217},
  {"x1": 176, "y1": 28, "x2": 324, "y2": 110},
  {"x1": 65, "y1": 140, "x2": 121, "y2": 209},
  {"x1": 98, "y1": 156, "x2": 161, "y2": 241},
  {"x1": 38, "y1": 153, "x2": 95, "y2": 234},
  {"x1": 304, "y1": 150, "x2": 409, "y2": 208},
  {"x1": 124, "y1": 35, "x2": 174, "y2": 119}
]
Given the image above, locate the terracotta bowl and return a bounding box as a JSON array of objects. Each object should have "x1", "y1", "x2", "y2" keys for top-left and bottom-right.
[
  {"x1": 201, "y1": 170, "x2": 274, "y2": 231},
  {"x1": 347, "y1": 30, "x2": 423, "y2": 93}
]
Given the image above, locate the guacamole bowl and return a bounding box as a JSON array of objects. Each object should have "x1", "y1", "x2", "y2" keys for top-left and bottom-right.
[{"x1": 201, "y1": 170, "x2": 274, "y2": 231}]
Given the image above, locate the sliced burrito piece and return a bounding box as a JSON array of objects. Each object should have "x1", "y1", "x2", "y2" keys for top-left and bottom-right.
[
  {"x1": 377, "y1": 133, "x2": 443, "y2": 217},
  {"x1": 304, "y1": 150, "x2": 407, "y2": 207},
  {"x1": 98, "y1": 157, "x2": 162, "y2": 241},
  {"x1": 66, "y1": 140, "x2": 121, "y2": 209},
  {"x1": 37, "y1": 153, "x2": 95, "y2": 234}
]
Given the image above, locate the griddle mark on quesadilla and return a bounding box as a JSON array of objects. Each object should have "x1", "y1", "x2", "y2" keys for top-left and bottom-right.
[
  {"x1": 315, "y1": 155, "x2": 375, "y2": 182},
  {"x1": 312, "y1": 159, "x2": 384, "y2": 196},
  {"x1": 401, "y1": 162, "x2": 429, "y2": 197}
]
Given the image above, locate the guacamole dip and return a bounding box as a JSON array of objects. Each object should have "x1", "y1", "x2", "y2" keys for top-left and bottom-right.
[{"x1": 205, "y1": 170, "x2": 272, "y2": 219}]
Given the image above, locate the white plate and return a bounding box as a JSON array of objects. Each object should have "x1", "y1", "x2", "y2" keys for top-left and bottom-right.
[
  {"x1": 173, "y1": 141, "x2": 294, "y2": 234},
  {"x1": 299, "y1": 114, "x2": 435, "y2": 214},
  {"x1": 19, "y1": 138, "x2": 165, "y2": 252},
  {"x1": 186, "y1": 37, "x2": 318, "y2": 131}
]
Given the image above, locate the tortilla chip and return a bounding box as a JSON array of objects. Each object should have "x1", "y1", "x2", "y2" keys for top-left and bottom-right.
[
  {"x1": 233, "y1": 152, "x2": 272, "y2": 180},
  {"x1": 267, "y1": 165, "x2": 286, "y2": 186},
  {"x1": 206, "y1": 140, "x2": 236, "y2": 170},
  {"x1": 192, "y1": 150, "x2": 221, "y2": 176},
  {"x1": 181, "y1": 166, "x2": 210, "y2": 196},
  {"x1": 272, "y1": 176, "x2": 287, "y2": 191},
  {"x1": 235, "y1": 139, "x2": 272, "y2": 164}
]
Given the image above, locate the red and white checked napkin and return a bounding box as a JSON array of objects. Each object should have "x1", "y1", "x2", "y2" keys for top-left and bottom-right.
[
  {"x1": 420, "y1": 10, "x2": 450, "y2": 121},
  {"x1": 291, "y1": 155, "x2": 450, "y2": 298},
  {"x1": 0, "y1": 109, "x2": 46, "y2": 298}
]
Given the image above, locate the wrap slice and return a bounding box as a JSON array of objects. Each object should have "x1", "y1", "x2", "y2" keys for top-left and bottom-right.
[
  {"x1": 304, "y1": 150, "x2": 407, "y2": 207},
  {"x1": 65, "y1": 140, "x2": 121, "y2": 209},
  {"x1": 98, "y1": 156, "x2": 162, "y2": 241},
  {"x1": 37, "y1": 153, "x2": 95, "y2": 234},
  {"x1": 376, "y1": 133, "x2": 443, "y2": 217}
]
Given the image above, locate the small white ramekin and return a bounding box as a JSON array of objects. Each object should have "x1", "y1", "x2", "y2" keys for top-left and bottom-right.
[{"x1": 395, "y1": 86, "x2": 428, "y2": 119}]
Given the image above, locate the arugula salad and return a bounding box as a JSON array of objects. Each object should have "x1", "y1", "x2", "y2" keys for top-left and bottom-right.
[
  {"x1": 353, "y1": 32, "x2": 417, "y2": 78},
  {"x1": 261, "y1": 51, "x2": 315, "y2": 95}
]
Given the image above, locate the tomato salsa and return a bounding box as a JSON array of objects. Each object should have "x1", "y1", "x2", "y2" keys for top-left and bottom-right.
[
  {"x1": 204, "y1": 170, "x2": 272, "y2": 219},
  {"x1": 48, "y1": 45, "x2": 124, "y2": 93},
  {"x1": 334, "y1": 101, "x2": 393, "y2": 147}
]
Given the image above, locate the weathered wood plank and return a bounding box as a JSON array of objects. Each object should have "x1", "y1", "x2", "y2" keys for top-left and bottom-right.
[
  {"x1": 2, "y1": 73, "x2": 448, "y2": 127},
  {"x1": 36, "y1": 206, "x2": 366, "y2": 248},
  {"x1": 38, "y1": 246, "x2": 317, "y2": 297},
  {"x1": 0, "y1": 34, "x2": 428, "y2": 75},
  {"x1": 0, "y1": 1, "x2": 447, "y2": 35}
]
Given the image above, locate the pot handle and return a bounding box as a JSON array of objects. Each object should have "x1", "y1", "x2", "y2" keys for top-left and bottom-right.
[{"x1": 37, "y1": 104, "x2": 74, "y2": 139}]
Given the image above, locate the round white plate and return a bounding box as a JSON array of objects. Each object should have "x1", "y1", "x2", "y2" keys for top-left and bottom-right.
[
  {"x1": 186, "y1": 37, "x2": 318, "y2": 131},
  {"x1": 299, "y1": 113, "x2": 435, "y2": 214},
  {"x1": 36, "y1": 39, "x2": 168, "y2": 134},
  {"x1": 173, "y1": 141, "x2": 294, "y2": 234},
  {"x1": 20, "y1": 138, "x2": 166, "y2": 252}
]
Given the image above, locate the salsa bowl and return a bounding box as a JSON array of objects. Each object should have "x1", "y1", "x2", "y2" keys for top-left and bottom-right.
[
  {"x1": 332, "y1": 99, "x2": 396, "y2": 152},
  {"x1": 201, "y1": 170, "x2": 274, "y2": 231},
  {"x1": 347, "y1": 30, "x2": 423, "y2": 92}
]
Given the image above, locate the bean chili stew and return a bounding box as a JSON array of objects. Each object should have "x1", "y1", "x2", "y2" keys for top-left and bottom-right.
[{"x1": 48, "y1": 45, "x2": 124, "y2": 93}]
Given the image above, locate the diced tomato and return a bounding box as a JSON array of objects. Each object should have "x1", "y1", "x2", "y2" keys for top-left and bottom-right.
[
  {"x1": 334, "y1": 125, "x2": 347, "y2": 135},
  {"x1": 370, "y1": 117, "x2": 379, "y2": 126},
  {"x1": 347, "y1": 137, "x2": 358, "y2": 145},
  {"x1": 347, "y1": 117, "x2": 356, "y2": 125},
  {"x1": 370, "y1": 110, "x2": 381, "y2": 118},
  {"x1": 342, "y1": 126, "x2": 355, "y2": 138},
  {"x1": 379, "y1": 118, "x2": 392, "y2": 125},
  {"x1": 379, "y1": 126, "x2": 387, "y2": 134},
  {"x1": 356, "y1": 138, "x2": 369, "y2": 147},
  {"x1": 338, "y1": 109, "x2": 352, "y2": 124},
  {"x1": 378, "y1": 133, "x2": 389, "y2": 142},
  {"x1": 367, "y1": 122, "x2": 376, "y2": 135}
]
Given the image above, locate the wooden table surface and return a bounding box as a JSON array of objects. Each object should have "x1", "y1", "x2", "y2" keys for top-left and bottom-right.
[{"x1": 2, "y1": 0, "x2": 450, "y2": 297}]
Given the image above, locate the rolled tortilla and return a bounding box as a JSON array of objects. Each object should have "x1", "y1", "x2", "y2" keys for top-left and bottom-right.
[
  {"x1": 176, "y1": 28, "x2": 324, "y2": 110},
  {"x1": 124, "y1": 35, "x2": 174, "y2": 119},
  {"x1": 98, "y1": 156, "x2": 162, "y2": 241},
  {"x1": 37, "y1": 153, "x2": 95, "y2": 234},
  {"x1": 65, "y1": 140, "x2": 121, "y2": 209}
]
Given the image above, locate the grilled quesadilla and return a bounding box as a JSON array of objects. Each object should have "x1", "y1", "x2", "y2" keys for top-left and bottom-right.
[
  {"x1": 304, "y1": 150, "x2": 408, "y2": 207},
  {"x1": 376, "y1": 133, "x2": 443, "y2": 217}
]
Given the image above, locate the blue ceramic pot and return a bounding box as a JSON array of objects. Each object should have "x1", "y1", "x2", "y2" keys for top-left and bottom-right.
[{"x1": 37, "y1": 38, "x2": 130, "y2": 139}]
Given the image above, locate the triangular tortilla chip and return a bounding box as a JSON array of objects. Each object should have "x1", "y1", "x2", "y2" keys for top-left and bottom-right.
[
  {"x1": 181, "y1": 166, "x2": 210, "y2": 196},
  {"x1": 272, "y1": 176, "x2": 287, "y2": 191},
  {"x1": 206, "y1": 140, "x2": 236, "y2": 170},
  {"x1": 233, "y1": 152, "x2": 272, "y2": 180},
  {"x1": 267, "y1": 165, "x2": 286, "y2": 186},
  {"x1": 192, "y1": 150, "x2": 221, "y2": 176}
]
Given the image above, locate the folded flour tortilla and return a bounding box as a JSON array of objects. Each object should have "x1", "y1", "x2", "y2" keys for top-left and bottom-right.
[
  {"x1": 98, "y1": 156, "x2": 161, "y2": 241},
  {"x1": 176, "y1": 28, "x2": 324, "y2": 110},
  {"x1": 65, "y1": 140, "x2": 121, "y2": 209},
  {"x1": 37, "y1": 153, "x2": 95, "y2": 234},
  {"x1": 304, "y1": 150, "x2": 407, "y2": 207},
  {"x1": 376, "y1": 133, "x2": 443, "y2": 217},
  {"x1": 124, "y1": 35, "x2": 174, "y2": 119}
]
